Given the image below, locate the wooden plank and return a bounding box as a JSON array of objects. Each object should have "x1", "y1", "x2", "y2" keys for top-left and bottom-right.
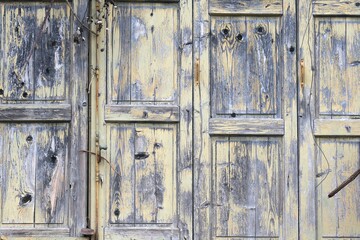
[
  {"x1": 34, "y1": 126, "x2": 68, "y2": 224},
  {"x1": 1, "y1": 124, "x2": 37, "y2": 224},
  {"x1": 0, "y1": 104, "x2": 71, "y2": 122},
  {"x1": 209, "y1": 0, "x2": 282, "y2": 15},
  {"x1": 105, "y1": 105, "x2": 179, "y2": 122},
  {"x1": 314, "y1": 0, "x2": 360, "y2": 16},
  {"x1": 318, "y1": 139, "x2": 360, "y2": 238},
  {"x1": 345, "y1": 19, "x2": 360, "y2": 115},
  {"x1": 0, "y1": 228, "x2": 71, "y2": 237},
  {"x1": 134, "y1": 125, "x2": 175, "y2": 223},
  {"x1": 1, "y1": 3, "x2": 69, "y2": 102},
  {"x1": 109, "y1": 125, "x2": 135, "y2": 223},
  {"x1": 104, "y1": 227, "x2": 180, "y2": 240},
  {"x1": 129, "y1": 4, "x2": 178, "y2": 103},
  {"x1": 2, "y1": 238, "x2": 87, "y2": 240},
  {"x1": 255, "y1": 139, "x2": 278, "y2": 236},
  {"x1": 209, "y1": 118, "x2": 284, "y2": 135},
  {"x1": 314, "y1": 119, "x2": 360, "y2": 136}
]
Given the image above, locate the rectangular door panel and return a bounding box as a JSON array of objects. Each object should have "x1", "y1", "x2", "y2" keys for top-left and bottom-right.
[
  {"x1": 299, "y1": 0, "x2": 360, "y2": 239},
  {"x1": 0, "y1": 0, "x2": 88, "y2": 237}
]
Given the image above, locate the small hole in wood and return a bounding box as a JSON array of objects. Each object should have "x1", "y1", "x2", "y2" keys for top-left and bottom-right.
[
  {"x1": 236, "y1": 33, "x2": 243, "y2": 41},
  {"x1": 222, "y1": 28, "x2": 230, "y2": 37},
  {"x1": 50, "y1": 154, "x2": 58, "y2": 164},
  {"x1": 26, "y1": 135, "x2": 33, "y2": 142},
  {"x1": 45, "y1": 68, "x2": 50, "y2": 74},
  {"x1": 52, "y1": 41, "x2": 57, "y2": 47},
  {"x1": 143, "y1": 111, "x2": 148, "y2": 118},
  {"x1": 20, "y1": 81, "x2": 25, "y2": 87},
  {"x1": 256, "y1": 26, "x2": 265, "y2": 34},
  {"x1": 20, "y1": 194, "x2": 32, "y2": 206},
  {"x1": 289, "y1": 46, "x2": 295, "y2": 53},
  {"x1": 22, "y1": 92, "x2": 28, "y2": 98},
  {"x1": 150, "y1": 12, "x2": 153, "y2": 16},
  {"x1": 231, "y1": 112, "x2": 236, "y2": 118},
  {"x1": 114, "y1": 208, "x2": 120, "y2": 216},
  {"x1": 0, "y1": 89, "x2": 3, "y2": 95},
  {"x1": 356, "y1": 2, "x2": 360, "y2": 6}
]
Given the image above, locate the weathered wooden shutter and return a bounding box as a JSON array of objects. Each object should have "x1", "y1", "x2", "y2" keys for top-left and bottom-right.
[
  {"x1": 193, "y1": 0, "x2": 298, "y2": 239},
  {"x1": 299, "y1": 0, "x2": 360, "y2": 239},
  {"x1": 91, "y1": 0, "x2": 193, "y2": 239},
  {"x1": 0, "y1": 0, "x2": 88, "y2": 238}
]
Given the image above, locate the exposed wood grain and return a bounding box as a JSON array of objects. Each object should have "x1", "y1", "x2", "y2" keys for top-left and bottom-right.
[
  {"x1": 104, "y1": 227, "x2": 180, "y2": 240},
  {"x1": 317, "y1": 139, "x2": 360, "y2": 238},
  {"x1": 209, "y1": 118, "x2": 284, "y2": 135},
  {"x1": 314, "y1": 119, "x2": 360, "y2": 136},
  {"x1": 209, "y1": 0, "x2": 283, "y2": 15},
  {"x1": 1, "y1": 3, "x2": 69, "y2": 102},
  {"x1": 0, "y1": 104, "x2": 71, "y2": 122},
  {"x1": 211, "y1": 17, "x2": 278, "y2": 116},
  {"x1": 314, "y1": 0, "x2": 360, "y2": 16},
  {"x1": 215, "y1": 138, "x2": 280, "y2": 237},
  {"x1": 105, "y1": 105, "x2": 179, "y2": 122},
  {"x1": 110, "y1": 3, "x2": 178, "y2": 104},
  {"x1": 109, "y1": 125, "x2": 135, "y2": 223}
]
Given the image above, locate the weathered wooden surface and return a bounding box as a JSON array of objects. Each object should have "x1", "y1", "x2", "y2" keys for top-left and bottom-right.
[
  {"x1": 0, "y1": 104, "x2": 71, "y2": 122},
  {"x1": 194, "y1": 0, "x2": 297, "y2": 239},
  {"x1": 0, "y1": 0, "x2": 88, "y2": 237},
  {"x1": 209, "y1": 0, "x2": 283, "y2": 15},
  {"x1": 314, "y1": 0, "x2": 360, "y2": 15},
  {"x1": 209, "y1": 118, "x2": 284, "y2": 135},
  {"x1": 105, "y1": 105, "x2": 179, "y2": 122},
  {"x1": 210, "y1": 17, "x2": 279, "y2": 117},
  {"x1": 95, "y1": 0, "x2": 192, "y2": 239},
  {"x1": 299, "y1": 1, "x2": 360, "y2": 239}
]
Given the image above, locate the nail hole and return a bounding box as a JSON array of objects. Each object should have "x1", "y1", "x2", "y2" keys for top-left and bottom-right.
[
  {"x1": 289, "y1": 46, "x2": 295, "y2": 53},
  {"x1": 0, "y1": 89, "x2": 3, "y2": 95},
  {"x1": 20, "y1": 81, "x2": 25, "y2": 87},
  {"x1": 22, "y1": 92, "x2": 28, "y2": 98},
  {"x1": 143, "y1": 111, "x2": 148, "y2": 118},
  {"x1": 150, "y1": 12, "x2": 153, "y2": 16},
  {"x1": 231, "y1": 112, "x2": 236, "y2": 118},
  {"x1": 45, "y1": 68, "x2": 50, "y2": 74},
  {"x1": 256, "y1": 26, "x2": 266, "y2": 34},
  {"x1": 51, "y1": 41, "x2": 57, "y2": 47},
  {"x1": 26, "y1": 135, "x2": 33, "y2": 142},
  {"x1": 50, "y1": 154, "x2": 57, "y2": 164},
  {"x1": 222, "y1": 28, "x2": 230, "y2": 37},
  {"x1": 236, "y1": 33, "x2": 243, "y2": 41},
  {"x1": 114, "y1": 208, "x2": 120, "y2": 216},
  {"x1": 356, "y1": 2, "x2": 360, "y2": 6},
  {"x1": 20, "y1": 194, "x2": 32, "y2": 206}
]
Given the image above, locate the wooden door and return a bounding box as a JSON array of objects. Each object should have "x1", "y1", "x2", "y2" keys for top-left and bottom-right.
[
  {"x1": 91, "y1": 0, "x2": 193, "y2": 239},
  {"x1": 299, "y1": 0, "x2": 360, "y2": 239},
  {"x1": 193, "y1": 0, "x2": 298, "y2": 239},
  {"x1": 0, "y1": 0, "x2": 88, "y2": 239}
]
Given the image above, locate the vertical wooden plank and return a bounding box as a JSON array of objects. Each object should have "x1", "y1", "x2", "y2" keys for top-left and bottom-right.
[
  {"x1": 33, "y1": 4, "x2": 68, "y2": 101},
  {"x1": 35, "y1": 125, "x2": 67, "y2": 224},
  {"x1": 134, "y1": 125, "x2": 156, "y2": 223},
  {"x1": 130, "y1": 6, "x2": 177, "y2": 103},
  {"x1": 69, "y1": 0, "x2": 89, "y2": 235},
  {"x1": 2, "y1": 124, "x2": 36, "y2": 224},
  {"x1": 109, "y1": 125, "x2": 135, "y2": 223},
  {"x1": 194, "y1": 0, "x2": 211, "y2": 235},
  {"x1": 255, "y1": 140, "x2": 278, "y2": 236},
  {"x1": 282, "y1": 0, "x2": 297, "y2": 238},
  {"x1": 2, "y1": 4, "x2": 36, "y2": 101},
  {"x1": 228, "y1": 140, "x2": 256, "y2": 236},
  {"x1": 318, "y1": 140, "x2": 337, "y2": 237},
  {"x1": 318, "y1": 19, "x2": 333, "y2": 115},
  {"x1": 335, "y1": 141, "x2": 360, "y2": 236},
  {"x1": 215, "y1": 139, "x2": 231, "y2": 236},
  {"x1": 153, "y1": 125, "x2": 174, "y2": 223},
  {"x1": 345, "y1": 20, "x2": 360, "y2": 115},
  {"x1": 329, "y1": 19, "x2": 346, "y2": 115},
  {"x1": 111, "y1": 5, "x2": 131, "y2": 103}
]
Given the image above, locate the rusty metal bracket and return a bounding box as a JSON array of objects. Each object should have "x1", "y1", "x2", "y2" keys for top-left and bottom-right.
[{"x1": 300, "y1": 59, "x2": 305, "y2": 89}]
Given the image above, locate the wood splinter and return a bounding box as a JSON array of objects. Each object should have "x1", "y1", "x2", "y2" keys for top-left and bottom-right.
[{"x1": 328, "y1": 168, "x2": 360, "y2": 198}]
